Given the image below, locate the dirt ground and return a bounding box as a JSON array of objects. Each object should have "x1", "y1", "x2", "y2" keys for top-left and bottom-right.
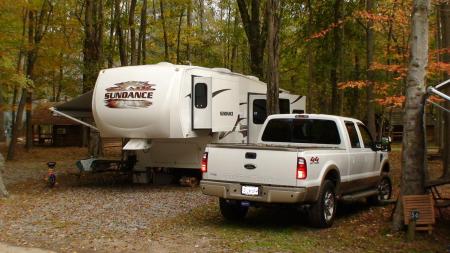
[{"x1": 0, "y1": 145, "x2": 449, "y2": 253}]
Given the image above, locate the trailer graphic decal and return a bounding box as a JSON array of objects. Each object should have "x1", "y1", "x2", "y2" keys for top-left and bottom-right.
[{"x1": 104, "y1": 81, "x2": 156, "y2": 109}]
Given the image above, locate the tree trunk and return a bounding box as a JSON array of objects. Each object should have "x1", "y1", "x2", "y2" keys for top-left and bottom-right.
[
  {"x1": 25, "y1": 8, "x2": 36, "y2": 152},
  {"x1": 0, "y1": 95, "x2": 5, "y2": 142},
  {"x1": 7, "y1": 6, "x2": 30, "y2": 160},
  {"x1": 82, "y1": 0, "x2": 104, "y2": 156},
  {"x1": 138, "y1": 0, "x2": 148, "y2": 65},
  {"x1": 152, "y1": 0, "x2": 157, "y2": 21},
  {"x1": 7, "y1": 90, "x2": 26, "y2": 161},
  {"x1": 10, "y1": 88, "x2": 18, "y2": 142},
  {"x1": 25, "y1": 91, "x2": 32, "y2": 151},
  {"x1": 129, "y1": 0, "x2": 137, "y2": 65},
  {"x1": 237, "y1": 0, "x2": 267, "y2": 79},
  {"x1": 330, "y1": 0, "x2": 342, "y2": 115},
  {"x1": 108, "y1": 0, "x2": 115, "y2": 68},
  {"x1": 56, "y1": 53, "x2": 64, "y2": 102},
  {"x1": 443, "y1": 84, "x2": 450, "y2": 179},
  {"x1": 115, "y1": 0, "x2": 127, "y2": 66},
  {"x1": 11, "y1": 7, "x2": 28, "y2": 138},
  {"x1": 349, "y1": 54, "x2": 361, "y2": 118},
  {"x1": 84, "y1": 0, "x2": 104, "y2": 91},
  {"x1": 392, "y1": 0, "x2": 429, "y2": 231},
  {"x1": 439, "y1": 3, "x2": 450, "y2": 179},
  {"x1": 160, "y1": 0, "x2": 169, "y2": 61},
  {"x1": 266, "y1": 0, "x2": 280, "y2": 115},
  {"x1": 0, "y1": 154, "x2": 8, "y2": 198},
  {"x1": 176, "y1": 8, "x2": 184, "y2": 64},
  {"x1": 186, "y1": 0, "x2": 192, "y2": 62},
  {"x1": 366, "y1": 0, "x2": 377, "y2": 137},
  {"x1": 88, "y1": 130, "x2": 104, "y2": 157},
  {"x1": 198, "y1": 0, "x2": 205, "y2": 62},
  {"x1": 230, "y1": 5, "x2": 239, "y2": 71},
  {"x1": 306, "y1": 0, "x2": 314, "y2": 113},
  {"x1": 224, "y1": 5, "x2": 231, "y2": 67}
]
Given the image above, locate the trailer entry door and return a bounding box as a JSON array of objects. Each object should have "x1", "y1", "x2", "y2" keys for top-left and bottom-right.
[
  {"x1": 211, "y1": 77, "x2": 239, "y2": 132},
  {"x1": 192, "y1": 76, "x2": 212, "y2": 129}
]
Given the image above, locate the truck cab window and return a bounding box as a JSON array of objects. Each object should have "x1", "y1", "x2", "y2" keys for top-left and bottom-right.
[
  {"x1": 262, "y1": 118, "x2": 341, "y2": 144},
  {"x1": 292, "y1": 119, "x2": 340, "y2": 144},
  {"x1": 357, "y1": 123, "x2": 374, "y2": 149},
  {"x1": 345, "y1": 122, "x2": 361, "y2": 148},
  {"x1": 253, "y1": 99, "x2": 290, "y2": 124},
  {"x1": 261, "y1": 119, "x2": 292, "y2": 142},
  {"x1": 194, "y1": 83, "x2": 208, "y2": 109}
]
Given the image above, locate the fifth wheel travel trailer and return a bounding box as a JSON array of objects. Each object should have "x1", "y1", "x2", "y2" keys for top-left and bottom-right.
[{"x1": 51, "y1": 62, "x2": 306, "y2": 180}]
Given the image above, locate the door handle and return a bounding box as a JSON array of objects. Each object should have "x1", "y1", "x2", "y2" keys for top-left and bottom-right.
[{"x1": 245, "y1": 152, "x2": 257, "y2": 159}]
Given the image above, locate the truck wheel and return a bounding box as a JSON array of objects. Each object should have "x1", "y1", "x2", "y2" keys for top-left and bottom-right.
[
  {"x1": 367, "y1": 176, "x2": 392, "y2": 205},
  {"x1": 219, "y1": 198, "x2": 248, "y2": 221},
  {"x1": 308, "y1": 180, "x2": 336, "y2": 228}
]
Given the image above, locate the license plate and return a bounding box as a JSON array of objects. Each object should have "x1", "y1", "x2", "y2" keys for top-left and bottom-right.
[{"x1": 241, "y1": 185, "x2": 259, "y2": 196}]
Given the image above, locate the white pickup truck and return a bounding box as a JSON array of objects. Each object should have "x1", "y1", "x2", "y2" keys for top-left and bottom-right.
[{"x1": 200, "y1": 114, "x2": 392, "y2": 228}]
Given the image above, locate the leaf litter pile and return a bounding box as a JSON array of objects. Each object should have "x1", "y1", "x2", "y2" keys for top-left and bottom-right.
[{"x1": 0, "y1": 145, "x2": 449, "y2": 253}]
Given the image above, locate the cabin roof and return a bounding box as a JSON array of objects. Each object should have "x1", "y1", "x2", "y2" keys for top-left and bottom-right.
[{"x1": 32, "y1": 102, "x2": 81, "y2": 126}]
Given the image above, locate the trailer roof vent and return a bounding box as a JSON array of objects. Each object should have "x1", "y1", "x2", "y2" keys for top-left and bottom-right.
[
  {"x1": 157, "y1": 62, "x2": 174, "y2": 66},
  {"x1": 212, "y1": 67, "x2": 231, "y2": 73},
  {"x1": 246, "y1": 75, "x2": 259, "y2": 81}
]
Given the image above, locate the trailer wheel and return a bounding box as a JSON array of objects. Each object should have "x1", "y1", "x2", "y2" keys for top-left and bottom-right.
[
  {"x1": 219, "y1": 198, "x2": 248, "y2": 221},
  {"x1": 367, "y1": 176, "x2": 392, "y2": 205},
  {"x1": 308, "y1": 180, "x2": 336, "y2": 228}
]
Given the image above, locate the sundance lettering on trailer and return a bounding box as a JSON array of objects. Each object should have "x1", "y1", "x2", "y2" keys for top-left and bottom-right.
[{"x1": 104, "y1": 81, "x2": 156, "y2": 109}]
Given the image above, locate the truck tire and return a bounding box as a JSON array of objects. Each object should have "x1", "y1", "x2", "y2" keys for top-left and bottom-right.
[
  {"x1": 308, "y1": 180, "x2": 337, "y2": 228},
  {"x1": 219, "y1": 198, "x2": 248, "y2": 221},
  {"x1": 367, "y1": 176, "x2": 392, "y2": 205}
]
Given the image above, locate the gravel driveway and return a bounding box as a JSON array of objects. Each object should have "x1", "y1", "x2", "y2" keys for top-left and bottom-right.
[{"x1": 0, "y1": 147, "x2": 216, "y2": 252}]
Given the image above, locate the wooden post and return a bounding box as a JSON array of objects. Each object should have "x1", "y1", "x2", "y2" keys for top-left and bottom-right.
[
  {"x1": 0, "y1": 154, "x2": 9, "y2": 198},
  {"x1": 407, "y1": 219, "x2": 416, "y2": 241}
]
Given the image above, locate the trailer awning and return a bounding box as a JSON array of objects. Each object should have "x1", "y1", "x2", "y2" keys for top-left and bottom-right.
[
  {"x1": 427, "y1": 79, "x2": 450, "y2": 113},
  {"x1": 49, "y1": 91, "x2": 97, "y2": 130}
]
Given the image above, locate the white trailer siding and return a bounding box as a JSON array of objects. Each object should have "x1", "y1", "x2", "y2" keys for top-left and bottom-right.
[
  {"x1": 56, "y1": 63, "x2": 306, "y2": 170},
  {"x1": 93, "y1": 65, "x2": 182, "y2": 138}
]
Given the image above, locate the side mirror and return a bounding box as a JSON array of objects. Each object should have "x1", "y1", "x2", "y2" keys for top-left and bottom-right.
[
  {"x1": 380, "y1": 137, "x2": 392, "y2": 152},
  {"x1": 381, "y1": 136, "x2": 391, "y2": 145},
  {"x1": 372, "y1": 142, "x2": 382, "y2": 151}
]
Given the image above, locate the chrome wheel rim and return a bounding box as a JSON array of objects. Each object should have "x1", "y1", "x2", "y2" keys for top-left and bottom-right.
[
  {"x1": 378, "y1": 179, "x2": 391, "y2": 201},
  {"x1": 323, "y1": 191, "x2": 335, "y2": 222}
]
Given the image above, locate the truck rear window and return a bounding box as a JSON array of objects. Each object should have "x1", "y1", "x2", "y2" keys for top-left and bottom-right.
[{"x1": 261, "y1": 118, "x2": 341, "y2": 144}]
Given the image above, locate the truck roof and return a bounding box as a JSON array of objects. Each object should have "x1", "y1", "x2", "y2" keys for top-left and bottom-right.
[{"x1": 266, "y1": 114, "x2": 364, "y2": 125}]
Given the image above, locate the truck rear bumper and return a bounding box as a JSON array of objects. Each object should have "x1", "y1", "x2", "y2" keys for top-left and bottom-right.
[{"x1": 200, "y1": 180, "x2": 319, "y2": 204}]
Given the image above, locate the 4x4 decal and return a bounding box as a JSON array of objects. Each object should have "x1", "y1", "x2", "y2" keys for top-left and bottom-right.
[{"x1": 310, "y1": 157, "x2": 320, "y2": 164}]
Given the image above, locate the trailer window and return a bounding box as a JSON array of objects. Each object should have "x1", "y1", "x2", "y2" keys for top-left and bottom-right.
[
  {"x1": 194, "y1": 83, "x2": 208, "y2": 109},
  {"x1": 253, "y1": 99, "x2": 290, "y2": 124},
  {"x1": 262, "y1": 118, "x2": 341, "y2": 145}
]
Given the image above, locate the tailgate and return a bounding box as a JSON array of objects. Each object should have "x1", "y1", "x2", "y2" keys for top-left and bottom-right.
[{"x1": 204, "y1": 146, "x2": 298, "y2": 187}]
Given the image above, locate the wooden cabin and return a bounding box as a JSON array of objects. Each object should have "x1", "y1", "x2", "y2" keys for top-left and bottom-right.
[
  {"x1": 31, "y1": 103, "x2": 85, "y2": 147},
  {"x1": 389, "y1": 108, "x2": 439, "y2": 144}
]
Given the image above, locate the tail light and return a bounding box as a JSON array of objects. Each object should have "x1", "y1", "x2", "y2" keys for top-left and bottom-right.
[
  {"x1": 201, "y1": 152, "x2": 208, "y2": 173},
  {"x1": 296, "y1": 157, "x2": 307, "y2": 179}
]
